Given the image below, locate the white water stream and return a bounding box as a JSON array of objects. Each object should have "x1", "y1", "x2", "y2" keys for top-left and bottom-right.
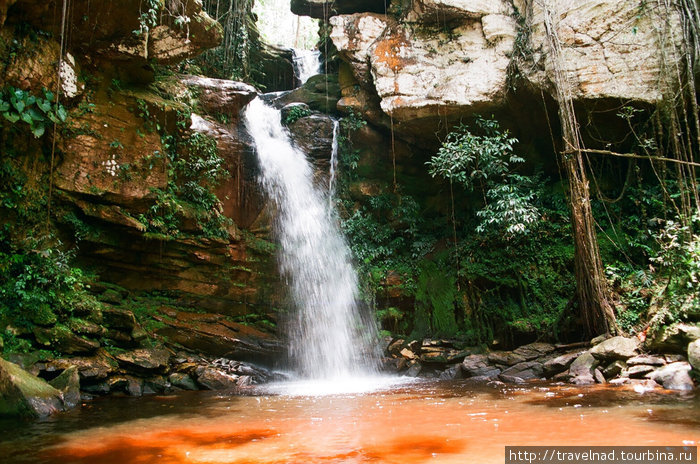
[
  {"x1": 244, "y1": 98, "x2": 380, "y2": 383},
  {"x1": 292, "y1": 49, "x2": 322, "y2": 84}
]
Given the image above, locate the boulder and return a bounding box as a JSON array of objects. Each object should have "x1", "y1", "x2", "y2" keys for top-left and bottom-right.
[
  {"x1": 49, "y1": 366, "x2": 81, "y2": 408},
  {"x1": 646, "y1": 362, "x2": 695, "y2": 391},
  {"x1": 688, "y1": 339, "x2": 700, "y2": 372},
  {"x1": 543, "y1": 351, "x2": 584, "y2": 376},
  {"x1": 288, "y1": 114, "x2": 336, "y2": 160},
  {"x1": 590, "y1": 336, "x2": 639, "y2": 361},
  {"x1": 387, "y1": 338, "x2": 405, "y2": 357},
  {"x1": 169, "y1": 372, "x2": 198, "y2": 391},
  {"x1": 46, "y1": 350, "x2": 118, "y2": 381},
  {"x1": 0, "y1": 358, "x2": 64, "y2": 418},
  {"x1": 276, "y1": 74, "x2": 341, "y2": 113},
  {"x1": 602, "y1": 360, "x2": 626, "y2": 379},
  {"x1": 569, "y1": 352, "x2": 597, "y2": 385},
  {"x1": 627, "y1": 355, "x2": 666, "y2": 366},
  {"x1": 438, "y1": 365, "x2": 462, "y2": 380},
  {"x1": 626, "y1": 365, "x2": 655, "y2": 379},
  {"x1": 648, "y1": 323, "x2": 700, "y2": 354},
  {"x1": 500, "y1": 361, "x2": 544, "y2": 380},
  {"x1": 180, "y1": 76, "x2": 257, "y2": 119},
  {"x1": 101, "y1": 307, "x2": 138, "y2": 331},
  {"x1": 513, "y1": 342, "x2": 556, "y2": 361},
  {"x1": 195, "y1": 367, "x2": 240, "y2": 390},
  {"x1": 419, "y1": 347, "x2": 470, "y2": 364},
  {"x1": 32, "y1": 326, "x2": 100, "y2": 355},
  {"x1": 594, "y1": 368, "x2": 606, "y2": 384},
  {"x1": 115, "y1": 348, "x2": 171, "y2": 373},
  {"x1": 499, "y1": 374, "x2": 526, "y2": 384},
  {"x1": 461, "y1": 354, "x2": 501, "y2": 379},
  {"x1": 405, "y1": 362, "x2": 422, "y2": 377},
  {"x1": 488, "y1": 351, "x2": 526, "y2": 366}
]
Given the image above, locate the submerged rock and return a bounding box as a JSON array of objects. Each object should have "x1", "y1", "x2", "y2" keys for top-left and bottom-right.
[{"x1": 0, "y1": 358, "x2": 65, "y2": 418}]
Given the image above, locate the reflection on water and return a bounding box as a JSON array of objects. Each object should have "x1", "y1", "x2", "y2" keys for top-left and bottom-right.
[{"x1": 1, "y1": 380, "x2": 697, "y2": 464}]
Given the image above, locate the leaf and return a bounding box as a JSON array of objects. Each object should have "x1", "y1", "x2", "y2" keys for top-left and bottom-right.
[
  {"x1": 56, "y1": 106, "x2": 68, "y2": 122},
  {"x1": 37, "y1": 99, "x2": 52, "y2": 113},
  {"x1": 20, "y1": 112, "x2": 33, "y2": 125},
  {"x1": 3, "y1": 112, "x2": 20, "y2": 123},
  {"x1": 27, "y1": 107, "x2": 45, "y2": 122},
  {"x1": 11, "y1": 96, "x2": 25, "y2": 114},
  {"x1": 31, "y1": 124, "x2": 46, "y2": 138},
  {"x1": 44, "y1": 89, "x2": 55, "y2": 101},
  {"x1": 0, "y1": 101, "x2": 9, "y2": 112}
]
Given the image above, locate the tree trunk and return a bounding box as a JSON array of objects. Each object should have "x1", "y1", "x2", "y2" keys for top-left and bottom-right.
[{"x1": 542, "y1": 1, "x2": 617, "y2": 336}]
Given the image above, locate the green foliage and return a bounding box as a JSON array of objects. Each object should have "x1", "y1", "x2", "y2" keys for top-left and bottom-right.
[
  {"x1": 0, "y1": 229, "x2": 100, "y2": 338},
  {"x1": 139, "y1": 131, "x2": 231, "y2": 240},
  {"x1": 134, "y1": 0, "x2": 160, "y2": 37},
  {"x1": 282, "y1": 106, "x2": 311, "y2": 126},
  {"x1": 427, "y1": 116, "x2": 540, "y2": 238},
  {"x1": 0, "y1": 87, "x2": 67, "y2": 138},
  {"x1": 414, "y1": 261, "x2": 457, "y2": 338},
  {"x1": 193, "y1": 0, "x2": 265, "y2": 87}
]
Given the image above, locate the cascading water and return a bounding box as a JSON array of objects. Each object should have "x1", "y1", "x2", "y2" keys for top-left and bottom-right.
[
  {"x1": 244, "y1": 98, "x2": 380, "y2": 383},
  {"x1": 292, "y1": 49, "x2": 322, "y2": 84},
  {"x1": 328, "y1": 119, "x2": 340, "y2": 213}
]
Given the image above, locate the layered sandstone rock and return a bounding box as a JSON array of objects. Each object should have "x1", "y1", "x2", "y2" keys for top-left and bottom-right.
[{"x1": 328, "y1": 0, "x2": 683, "y2": 133}]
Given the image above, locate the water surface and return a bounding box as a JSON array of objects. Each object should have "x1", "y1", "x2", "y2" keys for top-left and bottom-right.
[{"x1": 1, "y1": 380, "x2": 697, "y2": 464}]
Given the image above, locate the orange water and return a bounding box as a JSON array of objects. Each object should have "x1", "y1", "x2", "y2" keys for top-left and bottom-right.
[{"x1": 2, "y1": 380, "x2": 698, "y2": 464}]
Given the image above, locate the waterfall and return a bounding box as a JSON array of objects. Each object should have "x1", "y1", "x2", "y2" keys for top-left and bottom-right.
[
  {"x1": 328, "y1": 119, "x2": 339, "y2": 213},
  {"x1": 292, "y1": 49, "x2": 322, "y2": 85},
  {"x1": 244, "y1": 98, "x2": 379, "y2": 380}
]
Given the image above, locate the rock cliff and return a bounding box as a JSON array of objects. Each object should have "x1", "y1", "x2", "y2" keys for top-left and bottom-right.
[{"x1": 323, "y1": 0, "x2": 683, "y2": 136}]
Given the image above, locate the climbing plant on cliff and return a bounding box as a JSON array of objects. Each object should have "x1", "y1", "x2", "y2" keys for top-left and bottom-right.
[
  {"x1": 195, "y1": 0, "x2": 263, "y2": 84},
  {"x1": 542, "y1": 1, "x2": 617, "y2": 337}
]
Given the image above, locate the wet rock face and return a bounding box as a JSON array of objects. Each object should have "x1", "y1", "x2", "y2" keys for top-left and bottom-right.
[
  {"x1": 523, "y1": 0, "x2": 680, "y2": 103},
  {"x1": 330, "y1": 7, "x2": 515, "y2": 123},
  {"x1": 288, "y1": 114, "x2": 336, "y2": 161},
  {"x1": 57, "y1": 91, "x2": 168, "y2": 205},
  {"x1": 328, "y1": 0, "x2": 685, "y2": 140},
  {"x1": 6, "y1": 0, "x2": 222, "y2": 65},
  {"x1": 181, "y1": 76, "x2": 257, "y2": 119}
]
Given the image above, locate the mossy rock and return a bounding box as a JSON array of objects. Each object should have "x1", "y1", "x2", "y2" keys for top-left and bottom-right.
[
  {"x1": 0, "y1": 358, "x2": 64, "y2": 418},
  {"x1": 278, "y1": 74, "x2": 340, "y2": 113},
  {"x1": 33, "y1": 325, "x2": 100, "y2": 355},
  {"x1": 49, "y1": 366, "x2": 80, "y2": 409}
]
